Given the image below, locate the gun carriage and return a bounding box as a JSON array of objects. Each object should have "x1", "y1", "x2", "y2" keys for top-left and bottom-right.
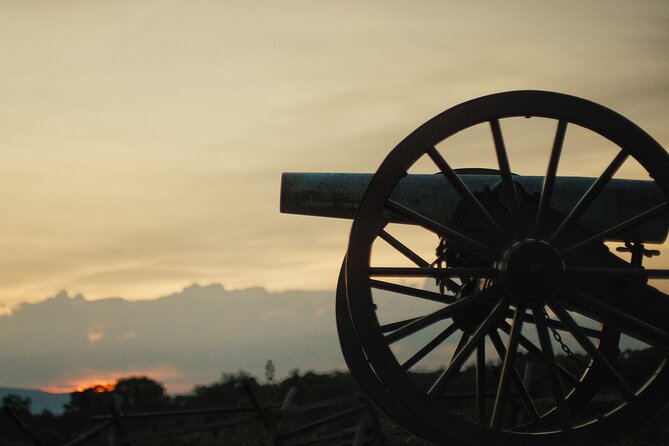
[{"x1": 280, "y1": 91, "x2": 669, "y2": 445}]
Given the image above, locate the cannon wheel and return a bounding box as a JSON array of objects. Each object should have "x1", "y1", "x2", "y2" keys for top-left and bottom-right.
[
  {"x1": 337, "y1": 261, "x2": 625, "y2": 442},
  {"x1": 342, "y1": 91, "x2": 669, "y2": 445}
]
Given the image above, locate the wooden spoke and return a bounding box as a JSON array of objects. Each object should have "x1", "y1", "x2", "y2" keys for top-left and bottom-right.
[
  {"x1": 532, "y1": 305, "x2": 572, "y2": 432},
  {"x1": 371, "y1": 279, "x2": 456, "y2": 304},
  {"x1": 476, "y1": 340, "x2": 486, "y2": 424},
  {"x1": 384, "y1": 287, "x2": 496, "y2": 345},
  {"x1": 402, "y1": 323, "x2": 460, "y2": 371},
  {"x1": 377, "y1": 225, "x2": 463, "y2": 293},
  {"x1": 518, "y1": 311, "x2": 602, "y2": 339},
  {"x1": 450, "y1": 329, "x2": 472, "y2": 366},
  {"x1": 488, "y1": 330, "x2": 540, "y2": 425},
  {"x1": 370, "y1": 267, "x2": 495, "y2": 279},
  {"x1": 428, "y1": 299, "x2": 508, "y2": 396},
  {"x1": 561, "y1": 287, "x2": 669, "y2": 348},
  {"x1": 378, "y1": 229, "x2": 430, "y2": 267},
  {"x1": 490, "y1": 309, "x2": 537, "y2": 428},
  {"x1": 426, "y1": 146, "x2": 510, "y2": 245},
  {"x1": 550, "y1": 150, "x2": 628, "y2": 242},
  {"x1": 562, "y1": 201, "x2": 669, "y2": 256},
  {"x1": 381, "y1": 316, "x2": 422, "y2": 334},
  {"x1": 490, "y1": 119, "x2": 522, "y2": 227},
  {"x1": 499, "y1": 321, "x2": 581, "y2": 387},
  {"x1": 535, "y1": 119, "x2": 567, "y2": 235},
  {"x1": 566, "y1": 267, "x2": 669, "y2": 279},
  {"x1": 386, "y1": 199, "x2": 496, "y2": 261},
  {"x1": 550, "y1": 303, "x2": 635, "y2": 401}
]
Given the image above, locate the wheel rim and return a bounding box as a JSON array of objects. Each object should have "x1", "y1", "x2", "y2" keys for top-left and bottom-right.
[
  {"x1": 336, "y1": 261, "x2": 447, "y2": 440},
  {"x1": 343, "y1": 90, "x2": 669, "y2": 445}
]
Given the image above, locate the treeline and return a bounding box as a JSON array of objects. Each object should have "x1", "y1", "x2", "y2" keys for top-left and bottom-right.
[
  {"x1": 0, "y1": 349, "x2": 665, "y2": 445},
  {"x1": 0, "y1": 367, "x2": 365, "y2": 445}
]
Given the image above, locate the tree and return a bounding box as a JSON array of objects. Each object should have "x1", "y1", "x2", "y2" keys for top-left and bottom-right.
[
  {"x1": 65, "y1": 385, "x2": 114, "y2": 416},
  {"x1": 264, "y1": 359, "x2": 276, "y2": 383},
  {"x1": 114, "y1": 376, "x2": 167, "y2": 412},
  {"x1": 64, "y1": 376, "x2": 167, "y2": 416},
  {"x1": 1, "y1": 394, "x2": 31, "y2": 414},
  {"x1": 190, "y1": 371, "x2": 258, "y2": 407}
]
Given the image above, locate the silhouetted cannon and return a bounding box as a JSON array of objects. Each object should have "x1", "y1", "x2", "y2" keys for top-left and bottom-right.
[
  {"x1": 281, "y1": 91, "x2": 669, "y2": 446},
  {"x1": 281, "y1": 172, "x2": 668, "y2": 243}
]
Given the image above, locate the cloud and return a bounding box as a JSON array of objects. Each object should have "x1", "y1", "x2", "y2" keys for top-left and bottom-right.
[
  {"x1": 0, "y1": 280, "x2": 651, "y2": 396},
  {"x1": 0, "y1": 281, "x2": 492, "y2": 394},
  {"x1": 87, "y1": 329, "x2": 105, "y2": 343},
  {"x1": 0, "y1": 284, "x2": 343, "y2": 394}
]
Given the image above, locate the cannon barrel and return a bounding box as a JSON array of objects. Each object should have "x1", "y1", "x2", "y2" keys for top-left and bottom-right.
[{"x1": 280, "y1": 172, "x2": 669, "y2": 243}]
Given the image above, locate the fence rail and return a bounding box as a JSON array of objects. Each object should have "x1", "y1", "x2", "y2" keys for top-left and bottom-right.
[{"x1": 4, "y1": 382, "x2": 382, "y2": 446}]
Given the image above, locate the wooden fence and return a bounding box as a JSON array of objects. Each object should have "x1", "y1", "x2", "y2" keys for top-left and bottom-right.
[{"x1": 4, "y1": 382, "x2": 385, "y2": 446}]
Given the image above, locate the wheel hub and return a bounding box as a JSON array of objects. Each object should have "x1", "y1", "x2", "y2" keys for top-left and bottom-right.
[{"x1": 497, "y1": 239, "x2": 565, "y2": 306}]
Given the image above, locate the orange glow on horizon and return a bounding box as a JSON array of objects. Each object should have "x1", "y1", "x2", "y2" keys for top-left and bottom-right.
[
  {"x1": 37, "y1": 366, "x2": 185, "y2": 394},
  {"x1": 88, "y1": 384, "x2": 115, "y2": 393},
  {"x1": 38, "y1": 383, "x2": 113, "y2": 394}
]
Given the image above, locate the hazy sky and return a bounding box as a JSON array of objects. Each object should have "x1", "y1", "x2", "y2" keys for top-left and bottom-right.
[{"x1": 1, "y1": 0, "x2": 668, "y2": 308}]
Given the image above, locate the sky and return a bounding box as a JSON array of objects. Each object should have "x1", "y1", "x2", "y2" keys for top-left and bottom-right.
[{"x1": 0, "y1": 1, "x2": 668, "y2": 392}]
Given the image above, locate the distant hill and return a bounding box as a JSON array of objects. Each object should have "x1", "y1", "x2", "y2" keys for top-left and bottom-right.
[{"x1": 0, "y1": 387, "x2": 68, "y2": 414}]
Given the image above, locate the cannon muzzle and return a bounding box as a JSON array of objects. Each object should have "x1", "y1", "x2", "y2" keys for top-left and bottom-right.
[{"x1": 280, "y1": 172, "x2": 668, "y2": 243}]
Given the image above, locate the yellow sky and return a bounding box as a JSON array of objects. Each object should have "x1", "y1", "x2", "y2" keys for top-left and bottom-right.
[{"x1": 1, "y1": 0, "x2": 668, "y2": 306}]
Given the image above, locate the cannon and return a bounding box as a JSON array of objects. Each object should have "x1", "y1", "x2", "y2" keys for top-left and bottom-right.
[{"x1": 280, "y1": 91, "x2": 669, "y2": 445}]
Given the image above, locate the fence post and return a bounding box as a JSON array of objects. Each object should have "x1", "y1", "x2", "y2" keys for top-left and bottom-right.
[
  {"x1": 515, "y1": 361, "x2": 535, "y2": 425},
  {"x1": 267, "y1": 386, "x2": 297, "y2": 446},
  {"x1": 109, "y1": 394, "x2": 130, "y2": 446},
  {"x1": 241, "y1": 380, "x2": 271, "y2": 431},
  {"x1": 353, "y1": 399, "x2": 382, "y2": 446},
  {"x1": 4, "y1": 406, "x2": 44, "y2": 446}
]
